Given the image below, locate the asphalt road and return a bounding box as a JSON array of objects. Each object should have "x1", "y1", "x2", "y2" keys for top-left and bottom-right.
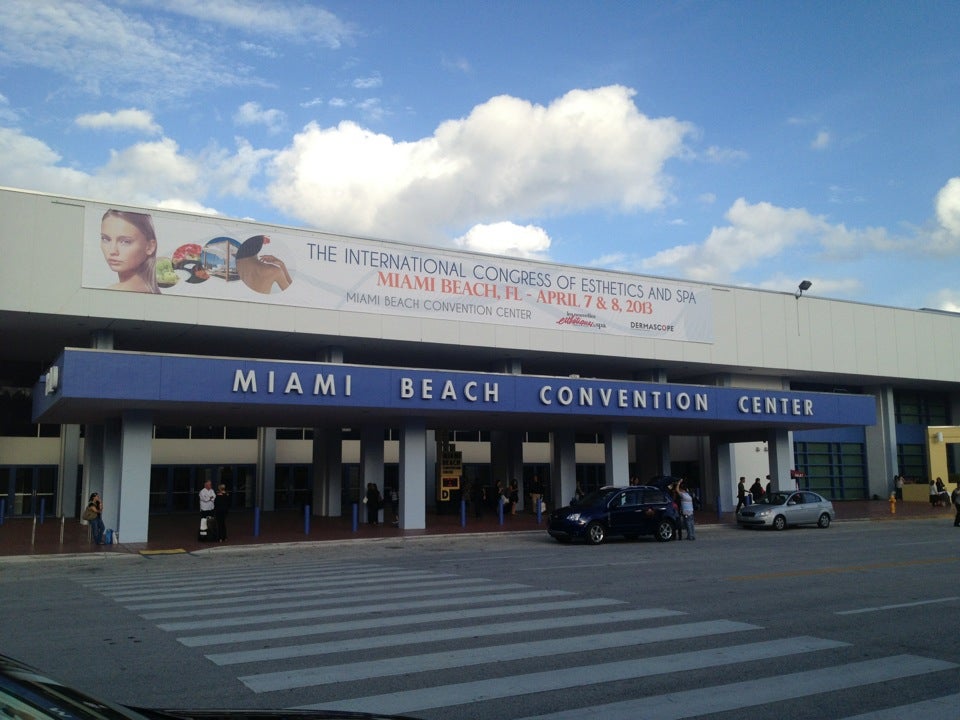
[{"x1": 1, "y1": 518, "x2": 957, "y2": 720}]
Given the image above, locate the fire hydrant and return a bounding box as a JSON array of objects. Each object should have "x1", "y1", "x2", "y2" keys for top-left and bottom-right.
[{"x1": 889, "y1": 492, "x2": 897, "y2": 515}]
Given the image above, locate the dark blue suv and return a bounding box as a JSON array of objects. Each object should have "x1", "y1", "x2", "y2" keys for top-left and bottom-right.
[{"x1": 548, "y1": 485, "x2": 680, "y2": 545}]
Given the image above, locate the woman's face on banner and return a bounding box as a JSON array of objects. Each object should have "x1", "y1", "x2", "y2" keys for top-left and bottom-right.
[{"x1": 100, "y1": 214, "x2": 156, "y2": 276}]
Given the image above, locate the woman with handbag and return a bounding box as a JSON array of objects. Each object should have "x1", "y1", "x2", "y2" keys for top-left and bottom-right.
[{"x1": 84, "y1": 493, "x2": 105, "y2": 545}]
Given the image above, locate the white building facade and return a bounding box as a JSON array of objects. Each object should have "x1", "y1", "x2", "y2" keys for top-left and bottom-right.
[{"x1": 1, "y1": 187, "x2": 957, "y2": 542}]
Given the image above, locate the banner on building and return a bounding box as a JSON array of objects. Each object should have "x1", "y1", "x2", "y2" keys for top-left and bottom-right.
[{"x1": 82, "y1": 202, "x2": 713, "y2": 343}]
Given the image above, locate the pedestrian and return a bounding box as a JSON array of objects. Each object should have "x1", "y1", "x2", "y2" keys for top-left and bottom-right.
[
  {"x1": 387, "y1": 484, "x2": 399, "y2": 525},
  {"x1": 895, "y1": 474, "x2": 904, "y2": 501},
  {"x1": 765, "y1": 474, "x2": 772, "y2": 496},
  {"x1": 509, "y1": 478, "x2": 519, "y2": 515},
  {"x1": 952, "y1": 485, "x2": 960, "y2": 527},
  {"x1": 670, "y1": 480, "x2": 683, "y2": 539},
  {"x1": 529, "y1": 475, "x2": 544, "y2": 514},
  {"x1": 214, "y1": 484, "x2": 229, "y2": 542},
  {"x1": 365, "y1": 482, "x2": 381, "y2": 525},
  {"x1": 84, "y1": 492, "x2": 105, "y2": 545},
  {"x1": 749, "y1": 477, "x2": 764, "y2": 503},
  {"x1": 678, "y1": 480, "x2": 696, "y2": 540},
  {"x1": 929, "y1": 479, "x2": 938, "y2": 508},
  {"x1": 197, "y1": 479, "x2": 217, "y2": 541},
  {"x1": 199, "y1": 479, "x2": 215, "y2": 519},
  {"x1": 735, "y1": 477, "x2": 746, "y2": 513},
  {"x1": 935, "y1": 477, "x2": 949, "y2": 506}
]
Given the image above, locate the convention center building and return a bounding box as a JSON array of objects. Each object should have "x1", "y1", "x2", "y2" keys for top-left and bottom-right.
[{"x1": 1, "y1": 186, "x2": 958, "y2": 542}]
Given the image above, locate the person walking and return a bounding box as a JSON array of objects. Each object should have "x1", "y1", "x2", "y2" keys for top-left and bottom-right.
[
  {"x1": 678, "y1": 481, "x2": 696, "y2": 540},
  {"x1": 365, "y1": 482, "x2": 382, "y2": 525},
  {"x1": 952, "y1": 485, "x2": 960, "y2": 527},
  {"x1": 749, "y1": 478, "x2": 765, "y2": 503},
  {"x1": 214, "y1": 484, "x2": 229, "y2": 542},
  {"x1": 735, "y1": 477, "x2": 747, "y2": 513}
]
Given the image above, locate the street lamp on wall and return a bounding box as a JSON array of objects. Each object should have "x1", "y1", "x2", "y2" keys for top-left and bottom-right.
[{"x1": 795, "y1": 280, "x2": 812, "y2": 299}]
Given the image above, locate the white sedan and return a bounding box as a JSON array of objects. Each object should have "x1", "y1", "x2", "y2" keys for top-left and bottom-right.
[{"x1": 736, "y1": 490, "x2": 834, "y2": 530}]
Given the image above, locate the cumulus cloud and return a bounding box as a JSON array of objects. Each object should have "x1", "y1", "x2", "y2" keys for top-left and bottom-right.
[
  {"x1": 934, "y1": 177, "x2": 960, "y2": 236},
  {"x1": 75, "y1": 108, "x2": 162, "y2": 135},
  {"x1": 234, "y1": 101, "x2": 287, "y2": 133},
  {"x1": 0, "y1": 126, "x2": 269, "y2": 210},
  {"x1": 267, "y1": 85, "x2": 694, "y2": 243},
  {"x1": 453, "y1": 222, "x2": 551, "y2": 259}
]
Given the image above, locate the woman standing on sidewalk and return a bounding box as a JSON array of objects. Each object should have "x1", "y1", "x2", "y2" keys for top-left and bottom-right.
[{"x1": 86, "y1": 493, "x2": 105, "y2": 545}]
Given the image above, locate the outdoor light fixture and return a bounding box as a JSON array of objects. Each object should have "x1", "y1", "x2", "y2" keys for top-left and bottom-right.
[
  {"x1": 795, "y1": 280, "x2": 812, "y2": 298},
  {"x1": 935, "y1": 431, "x2": 944, "y2": 443}
]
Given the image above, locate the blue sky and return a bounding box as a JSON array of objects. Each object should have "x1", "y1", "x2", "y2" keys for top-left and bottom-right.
[{"x1": 1, "y1": 0, "x2": 958, "y2": 311}]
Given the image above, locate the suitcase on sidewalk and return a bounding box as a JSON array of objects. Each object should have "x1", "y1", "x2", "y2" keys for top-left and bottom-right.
[{"x1": 198, "y1": 515, "x2": 217, "y2": 542}]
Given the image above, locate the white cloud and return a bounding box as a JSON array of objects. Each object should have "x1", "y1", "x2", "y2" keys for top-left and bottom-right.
[
  {"x1": 353, "y1": 73, "x2": 382, "y2": 90},
  {"x1": 453, "y1": 222, "x2": 551, "y2": 259},
  {"x1": 267, "y1": 85, "x2": 694, "y2": 244},
  {"x1": 642, "y1": 198, "x2": 830, "y2": 281},
  {"x1": 0, "y1": 126, "x2": 270, "y2": 210},
  {"x1": 702, "y1": 145, "x2": 748, "y2": 163},
  {"x1": 0, "y1": 0, "x2": 257, "y2": 104},
  {"x1": 146, "y1": 0, "x2": 354, "y2": 47},
  {"x1": 934, "y1": 176, "x2": 960, "y2": 236},
  {"x1": 75, "y1": 108, "x2": 162, "y2": 135},
  {"x1": 811, "y1": 130, "x2": 831, "y2": 150},
  {"x1": 931, "y1": 288, "x2": 960, "y2": 313},
  {"x1": 234, "y1": 102, "x2": 287, "y2": 134}
]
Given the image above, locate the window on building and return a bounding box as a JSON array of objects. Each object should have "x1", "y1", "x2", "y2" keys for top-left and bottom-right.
[
  {"x1": 896, "y1": 443, "x2": 927, "y2": 483},
  {"x1": 894, "y1": 391, "x2": 949, "y2": 426},
  {"x1": 793, "y1": 442, "x2": 867, "y2": 500}
]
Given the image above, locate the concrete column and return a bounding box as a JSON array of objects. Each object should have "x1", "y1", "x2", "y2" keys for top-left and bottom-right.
[
  {"x1": 550, "y1": 429, "x2": 577, "y2": 508},
  {"x1": 312, "y1": 427, "x2": 342, "y2": 517},
  {"x1": 864, "y1": 386, "x2": 898, "y2": 498},
  {"x1": 81, "y1": 424, "x2": 104, "y2": 525},
  {"x1": 57, "y1": 424, "x2": 81, "y2": 517},
  {"x1": 399, "y1": 419, "x2": 427, "y2": 529},
  {"x1": 656, "y1": 436, "x2": 672, "y2": 476},
  {"x1": 361, "y1": 425, "x2": 385, "y2": 522},
  {"x1": 115, "y1": 410, "x2": 152, "y2": 543},
  {"x1": 711, "y1": 439, "x2": 736, "y2": 512},
  {"x1": 490, "y1": 430, "x2": 524, "y2": 508},
  {"x1": 101, "y1": 419, "x2": 122, "y2": 532},
  {"x1": 604, "y1": 423, "x2": 629, "y2": 485},
  {"x1": 257, "y1": 427, "x2": 277, "y2": 511},
  {"x1": 767, "y1": 428, "x2": 793, "y2": 491}
]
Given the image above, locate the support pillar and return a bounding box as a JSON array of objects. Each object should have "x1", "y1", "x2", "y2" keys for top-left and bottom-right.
[
  {"x1": 58, "y1": 424, "x2": 81, "y2": 517},
  {"x1": 550, "y1": 430, "x2": 577, "y2": 507},
  {"x1": 399, "y1": 419, "x2": 427, "y2": 529},
  {"x1": 115, "y1": 410, "x2": 152, "y2": 543},
  {"x1": 711, "y1": 439, "x2": 735, "y2": 512},
  {"x1": 361, "y1": 425, "x2": 385, "y2": 522},
  {"x1": 767, "y1": 429, "x2": 793, "y2": 491},
  {"x1": 864, "y1": 386, "x2": 898, "y2": 498},
  {"x1": 490, "y1": 430, "x2": 524, "y2": 508},
  {"x1": 604, "y1": 423, "x2": 629, "y2": 486},
  {"x1": 256, "y1": 427, "x2": 277, "y2": 511},
  {"x1": 312, "y1": 427, "x2": 342, "y2": 517}
]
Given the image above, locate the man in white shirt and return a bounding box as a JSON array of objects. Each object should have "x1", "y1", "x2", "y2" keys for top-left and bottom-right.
[{"x1": 199, "y1": 480, "x2": 216, "y2": 518}]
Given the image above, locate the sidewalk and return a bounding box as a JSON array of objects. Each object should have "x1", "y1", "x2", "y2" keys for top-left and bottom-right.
[{"x1": 0, "y1": 499, "x2": 954, "y2": 558}]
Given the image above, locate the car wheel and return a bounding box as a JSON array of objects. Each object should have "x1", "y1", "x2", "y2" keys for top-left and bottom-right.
[
  {"x1": 585, "y1": 521, "x2": 606, "y2": 545},
  {"x1": 772, "y1": 515, "x2": 787, "y2": 531},
  {"x1": 654, "y1": 519, "x2": 675, "y2": 542},
  {"x1": 817, "y1": 513, "x2": 831, "y2": 528}
]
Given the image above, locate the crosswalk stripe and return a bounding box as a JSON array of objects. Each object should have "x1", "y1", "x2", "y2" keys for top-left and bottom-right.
[
  {"x1": 161, "y1": 587, "x2": 565, "y2": 632},
  {"x1": 838, "y1": 692, "x2": 960, "y2": 720},
  {"x1": 123, "y1": 571, "x2": 465, "y2": 610},
  {"x1": 207, "y1": 607, "x2": 686, "y2": 665},
  {"x1": 297, "y1": 635, "x2": 847, "y2": 714},
  {"x1": 96, "y1": 561, "x2": 355, "y2": 592},
  {"x1": 157, "y1": 586, "x2": 573, "y2": 632},
  {"x1": 110, "y1": 568, "x2": 442, "y2": 602},
  {"x1": 140, "y1": 578, "x2": 503, "y2": 620},
  {"x1": 241, "y1": 619, "x2": 760, "y2": 693},
  {"x1": 512, "y1": 654, "x2": 958, "y2": 720},
  {"x1": 177, "y1": 597, "x2": 623, "y2": 647}
]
